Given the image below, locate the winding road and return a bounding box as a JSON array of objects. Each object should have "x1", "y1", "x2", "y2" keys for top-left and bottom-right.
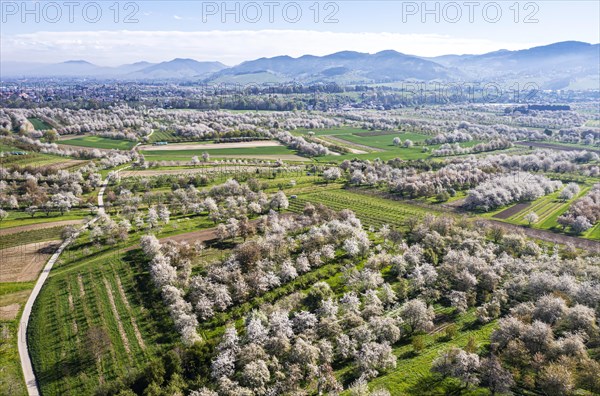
[{"x1": 17, "y1": 177, "x2": 108, "y2": 395}]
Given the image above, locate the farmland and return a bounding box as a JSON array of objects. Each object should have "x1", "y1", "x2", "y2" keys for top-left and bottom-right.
[
  {"x1": 1, "y1": 104, "x2": 599, "y2": 396},
  {"x1": 60, "y1": 136, "x2": 136, "y2": 150},
  {"x1": 486, "y1": 184, "x2": 600, "y2": 240},
  {"x1": 289, "y1": 188, "x2": 436, "y2": 230},
  {"x1": 27, "y1": 118, "x2": 52, "y2": 131},
  {"x1": 140, "y1": 145, "x2": 306, "y2": 162},
  {"x1": 28, "y1": 249, "x2": 174, "y2": 395},
  {"x1": 0, "y1": 141, "x2": 80, "y2": 169}
]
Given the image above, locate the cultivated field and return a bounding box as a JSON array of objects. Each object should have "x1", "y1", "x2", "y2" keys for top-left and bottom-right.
[
  {"x1": 141, "y1": 145, "x2": 305, "y2": 162},
  {"x1": 0, "y1": 241, "x2": 60, "y2": 283},
  {"x1": 60, "y1": 136, "x2": 136, "y2": 150},
  {"x1": 140, "y1": 140, "x2": 283, "y2": 151},
  {"x1": 2, "y1": 104, "x2": 599, "y2": 396},
  {"x1": 486, "y1": 184, "x2": 599, "y2": 240}
]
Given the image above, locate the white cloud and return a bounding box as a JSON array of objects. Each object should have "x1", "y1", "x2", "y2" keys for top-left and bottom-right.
[{"x1": 1, "y1": 29, "x2": 541, "y2": 66}]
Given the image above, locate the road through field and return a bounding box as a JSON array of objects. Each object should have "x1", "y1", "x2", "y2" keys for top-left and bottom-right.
[{"x1": 17, "y1": 177, "x2": 109, "y2": 396}]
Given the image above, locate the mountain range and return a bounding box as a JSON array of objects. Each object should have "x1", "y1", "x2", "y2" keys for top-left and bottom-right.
[{"x1": 2, "y1": 41, "x2": 598, "y2": 89}]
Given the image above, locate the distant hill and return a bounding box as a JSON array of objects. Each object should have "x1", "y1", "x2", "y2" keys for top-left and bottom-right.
[
  {"x1": 429, "y1": 41, "x2": 600, "y2": 88},
  {"x1": 126, "y1": 59, "x2": 227, "y2": 79},
  {"x1": 1, "y1": 41, "x2": 597, "y2": 88},
  {"x1": 209, "y1": 50, "x2": 455, "y2": 83}
]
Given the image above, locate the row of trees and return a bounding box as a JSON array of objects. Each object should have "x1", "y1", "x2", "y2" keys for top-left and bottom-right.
[
  {"x1": 464, "y1": 173, "x2": 562, "y2": 211},
  {"x1": 558, "y1": 184, "x2": 600, "y2": 234}
]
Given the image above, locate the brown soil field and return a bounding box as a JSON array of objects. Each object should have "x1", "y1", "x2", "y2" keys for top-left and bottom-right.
[
  {"x1": 0, "y1": 220, "x2": 84, "y2": 236},
  {"x1": 0, "y1": 289, "x2": 31, "y2": 320},
  {"x1": 493, "y1": 202, "x2": 531, "y2": 219},
  {"x1": 0, "y1": 303, "x2": 20, "y2": 320},
  {"x1": 0, "y1": 241, "x2": 60, "y2": 282},
  {"x1": 141, "y1": 140, "x2": 283, "y2": 151}
]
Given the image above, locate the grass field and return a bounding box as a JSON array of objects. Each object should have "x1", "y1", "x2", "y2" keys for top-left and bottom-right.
[
  {"x1": 28, "y1": 118, "x2": 52, "y2": 130},
  {"x1": 60, "y1": 136, "x2": 136, "y2": 150},
  {"x1": 0, "y1": 210, "x2": 89, "y2": 230},
  {"x1": 0, "y1": 142, "x2": 78, "y2": 169},
  {"x1": 360, "y1": 310, "x2": 496, "y2": 395},
  {"x1": 291, "y1": 127, "x2": 499, "y2": 162},
  {"x1": 0, "y1": 226, "x2": 65, "y2": 250},
  {"x1": 1, "y1": 281, "x2": 36, "y2": 395},
  {"x1": 25, "y1": 207, "x2": 227, "y2": 394},
  {"x1": 28, "y1": 250, "x2": 174, "y2": 395},
  {"x1": 147, "y1": 129, "x2": 177, "y2": 143},
  {"x1": 482, "y1": 185, "x2": 600, "y2": 241}
]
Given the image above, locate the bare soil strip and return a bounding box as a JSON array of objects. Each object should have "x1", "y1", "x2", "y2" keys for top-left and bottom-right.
[
  {"x1": 67, "y1": 292, "x2": 78, "y2": 335},
  {"x1": 103, "y1": 277, "x2": 132, "y2": 356},
  {"x1": 77, "y1": 274, "x2": 86, "y2": 297},
  {"x1": 0, "y1": 219, "x2": 84, "y2": 236},
  {"x1": 115, "y1": 276, "x2": 146, "y2": 350},
  {"x1": 0, "y1": 241, "x2": 60, "y2": 283},
  {"x1": 493, "y1": 202, "x2": 531, "y2": 219}
]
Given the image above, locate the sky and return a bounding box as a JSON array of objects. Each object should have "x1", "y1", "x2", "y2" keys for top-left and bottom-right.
[{"x1": 1, "y1": 0, "x2": 599, "y2": 66}]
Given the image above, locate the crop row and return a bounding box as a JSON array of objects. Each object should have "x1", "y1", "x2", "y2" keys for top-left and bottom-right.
[{"x1": 290, "y1": 189, "x2": 431, "y2": 230}]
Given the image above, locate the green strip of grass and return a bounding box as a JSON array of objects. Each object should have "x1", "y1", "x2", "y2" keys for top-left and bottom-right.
[{"x1": 61, "y1": 136, "x2": 136, "y2": 150}]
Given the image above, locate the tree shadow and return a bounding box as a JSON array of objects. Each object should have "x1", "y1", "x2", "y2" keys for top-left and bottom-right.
[{"x1": 408, "y1": 374, "x2": 464, "y2": 396}]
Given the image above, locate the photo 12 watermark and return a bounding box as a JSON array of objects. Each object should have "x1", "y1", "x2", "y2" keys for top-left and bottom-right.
[
  {"x1": 199, "y1": 1, "x2": 340, "y2": 23},
  {"x1": 401, "y1": 1, "x2": 539, "y2": 23},
  {"x1": 1, "y1": 1, "x2": 141, "y2": 23}
]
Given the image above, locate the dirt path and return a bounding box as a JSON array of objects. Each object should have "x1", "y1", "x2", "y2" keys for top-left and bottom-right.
[
  {"x1": 140, "y1": 140, "x2": 282, "y2": 151},
  {"x1": 0, "y1": 219, "x2": 84, "y2": 236}
]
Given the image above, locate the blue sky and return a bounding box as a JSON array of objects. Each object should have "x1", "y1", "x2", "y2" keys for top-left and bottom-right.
[{"x1": 1, "y1": 1, "x2": 598, "y2": 65}]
